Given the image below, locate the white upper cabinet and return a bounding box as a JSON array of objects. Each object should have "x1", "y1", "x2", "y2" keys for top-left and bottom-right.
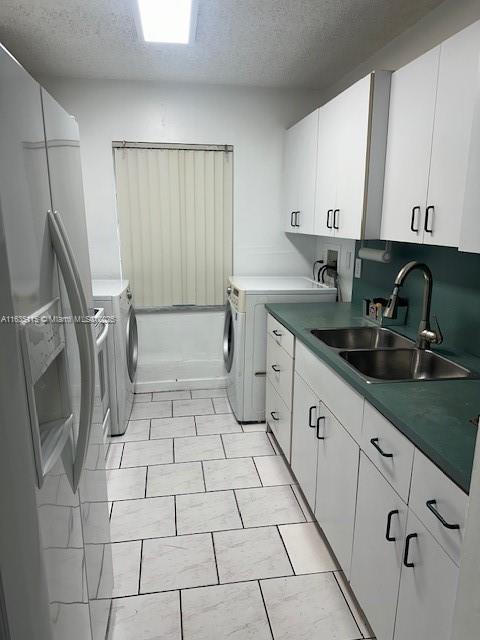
[
  {"x1": 284, "y1": 109, "x2": 319, "y2": 234},
  {"x1": 380, "y1": 48, "x2": 439, "y2": 244},
  {"x1": 314, "y1": 71, "x2": 391, "y2": 240},
  {"x1": 381, "y1": 20, "x2": 480, "y2": 247}
]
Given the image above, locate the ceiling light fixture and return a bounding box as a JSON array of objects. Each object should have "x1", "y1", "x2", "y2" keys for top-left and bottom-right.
[{"x1": 137, "y1": 0, "x2": 196, "y2": 44}]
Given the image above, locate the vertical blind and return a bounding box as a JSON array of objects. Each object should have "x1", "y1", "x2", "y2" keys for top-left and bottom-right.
[{"x1": 114, "y1": 145, "x2": 233, "y2": 307}]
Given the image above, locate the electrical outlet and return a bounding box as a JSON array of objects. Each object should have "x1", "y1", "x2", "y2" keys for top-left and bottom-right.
[{"x1": 354, "y1": 258, "x2": 362, "y2": 279}]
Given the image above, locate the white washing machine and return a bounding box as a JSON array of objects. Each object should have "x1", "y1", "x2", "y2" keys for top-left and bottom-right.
[
  {"x1": 224, "y1": 276, "x2": 337, "y2": 423},
  {"x1": 92, "y1": 279, "x2": 138, "y2": 435}
]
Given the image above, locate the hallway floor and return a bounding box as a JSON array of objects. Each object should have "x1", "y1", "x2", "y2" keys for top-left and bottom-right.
[{"x1": 105, "y1": 389, "x2": 374, "y2": 640}]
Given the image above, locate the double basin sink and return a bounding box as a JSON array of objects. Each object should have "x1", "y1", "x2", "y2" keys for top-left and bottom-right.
[{"x1": 310, "y1": 326, "x2": 476, "y2": 383}]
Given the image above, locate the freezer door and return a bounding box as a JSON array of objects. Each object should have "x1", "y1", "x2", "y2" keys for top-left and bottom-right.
[
  {"x1": 42, "y1": 89, "x2": 113, "y2": 638},
  {"x1": 0, "y1": 45, "x2": 91, "y2": 640}
]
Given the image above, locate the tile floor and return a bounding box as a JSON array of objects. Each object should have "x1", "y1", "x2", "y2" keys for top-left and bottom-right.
[{"x1": 105, "y1": 388, "x2": 374, "y2": 640}]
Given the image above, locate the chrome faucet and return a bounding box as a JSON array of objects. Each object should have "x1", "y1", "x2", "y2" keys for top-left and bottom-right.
[{"x1": 384, "y1": 261, "x2": 443, "y2": 350}]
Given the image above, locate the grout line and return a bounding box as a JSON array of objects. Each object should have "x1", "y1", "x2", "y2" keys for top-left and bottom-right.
[
  {"x1": 219, "y1": 433, "x2": 228, "y2": 459},
  {"x1": 276, "y1": 524, "x2": 296, "y2": 575},
  {"x1": 211, "y1": 532, "x2": 220, "y2": 584},
  {"x1": 232, "y1": 490, "x2": 244, "y2": 528},
  {"x1": 200, "y1": 461, "x2": 207, "y2": 492},
  {"x1": 257, "y1": 580, "x2": 275, "y2": 640},
  {"x1": 174, "y1": 495, "x2": 177, "y2": 536},
  {"x1": 144, "y1": 466, "x2": 148, "y2": 498},
  {"x1": 193, "y1": 415, "x2": 198, "y2": 436},
  {"x1": 137, "y1": 539, "x2": 144, "y2": 595},
  {"x1": 251, "y1": 456, "x2": 264, "y2": 487},
  {"x1": 290, "y1": 484, "x2": 311, "y2": 522},
  {"x1": 117, "y1": 443, "x2": 125, "y2": 469},
  {"x1": 89, "y1": 521, "x2": 308, "y2": 546},
  {"x1": 179, "y1": 589, "x2": 184, "y2": 640},
  {"x1": 148, "y1": 419, "x2": 152, "y2": 440}
]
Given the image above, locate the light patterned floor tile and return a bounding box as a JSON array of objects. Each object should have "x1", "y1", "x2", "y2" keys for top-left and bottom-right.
[
  {"x1": 147, "y1": 462, "x2": 205, "y2": 497},
  {"x1": 279, "y1": 523, "x2": 338, "y2": 574},
  {"x1": 172, "y1": 398, "x2": 214, "y2": 417},
  {"x1": 174, "y1": 435, "x2": 225, "y2": 463},
  {"x1": 105, "y1": 443, "x2": 124, "y2": 469},
  {"x1": 113, "y1": 420, "x2": 150, "y2": 443},
  {"x1": 254, "y1": 455, "x2": 295, "y2": 486},
  {"x1": 130, "y1": 401, "x2": 172, "y2": 421},
  {"x1": 213, "y1": 397, "x2": 232, "y2": 414},
  {"x1": 236, "y1": 486, "x2": 305, "y2": 527},
  {"x1": 121, "y1": 439, "x2": 173, "y2": 467},
  {"x1": 98, "y1": 541, "x2": 141, "y2": 598},
  {"x1": 261, "y1": 573, "x2": 359, "y2": 640},
  {"x1": 203, "y1": 457, "x2": 261, "y2": 491},
  {"x1": 176, "y1": 490, "x2": 242, "y2": 535},
  {"x1": 182, "y1": 581, "x2": 271, "y2": 640},
  {"x1": 107, "y1": 467, "x2": 146, "y2": 501},
  {"x1": 150, "y1": 416, "x2": 196, "y2": 439},
  {"x1": 141, "y1": 533, "x2": 217, "y2": 593},
  {"x1": 110, "y1": 497, "x2": 175, "y2": 541},
  {"x1": 108, "y1": 592, "x2": 181, "y2": 640},
  {"x1": 214, "y1": 526, "x2": 293, "y2": 583},
  {"x1": 222, "y1": 432, "x2": 275, "y2": 458},
  {"x1": 195, "y1": 413, "x2": 241, "y2": 435},
  {"x1": 152, "y1": 390, "x2": 191, "y2": 401},
  {"x1": 191, "y1": 388, "x2": 227, "y2": 399},
  {"x1": 242, "y1": 422, "x2": 267, "y2": 432}
]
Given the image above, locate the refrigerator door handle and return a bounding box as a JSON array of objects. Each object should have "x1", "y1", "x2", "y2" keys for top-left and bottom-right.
[{"x1": 47, "y1": 210, "x2": 96, "y2": 491}]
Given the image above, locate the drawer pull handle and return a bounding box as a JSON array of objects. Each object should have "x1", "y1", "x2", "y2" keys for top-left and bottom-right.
[
  {"x1": 410, "y1": 206, "x2": 420, "y2": 233},
  {"x1": 308, "y1": 405, "x2": 317, "y2": 428},
  {"x1": 272, "y1": 329, "x2": 282, "y2": 337},
  {"x1": 270, "y1": 411, "x2": 279, "y2": 421},
  {"x1": 403, "y1": 533, "x2": 417, "y2": 568},
  {"x1": 385, "y1": 509, "x2": 399, "y2": 542},
  {"x1": 370, "y1": 438, "x2": 393, "y2": 458},
  {"x1": 316, "y1": 416, "x2": 325, "y2": 440},
  {"x1": 271, "y1": 364, "x2": 280, "y2": 373},
  {"x1": 426, "y1": 499, "x2": 460, "y2": 530}
]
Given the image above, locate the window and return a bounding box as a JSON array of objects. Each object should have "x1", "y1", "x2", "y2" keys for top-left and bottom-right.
[{"x1": 114, "y1": 143, "x2": 233, "y2": 308}]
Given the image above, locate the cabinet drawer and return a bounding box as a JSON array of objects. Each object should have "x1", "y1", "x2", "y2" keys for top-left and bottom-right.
[
  {"x1": 266, "y1": 377, "x2": 292, "y2": 461},
  {"x1": 267, "y1": 314, "x2": 294, "y2": 357},
  {"x1": 409, "y1": 449, "x2": 468, "y2": 566},
  {"x1": 266, "y1": 334, "x2": 293, "y2": 407},
  {"x1": 362, "y1": 402, "x2": 414, "y2": 502},
  {"x1": 295, "y1": 341, "x2": 364, "y2": 443}
]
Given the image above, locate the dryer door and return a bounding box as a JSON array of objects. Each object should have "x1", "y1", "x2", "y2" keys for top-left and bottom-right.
[
  {"x1": 223, "y1": 302, "x2": 234, "y2": 373},
  {"x1": 126, "y1": 305, "x2": 138, "y2": 383}
]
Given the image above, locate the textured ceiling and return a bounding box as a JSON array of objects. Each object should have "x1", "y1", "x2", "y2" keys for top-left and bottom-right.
[{"x1": 0, "y1": 0, "x2": 443, "y2": 89}]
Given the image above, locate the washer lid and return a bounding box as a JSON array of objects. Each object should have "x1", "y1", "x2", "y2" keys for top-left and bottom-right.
[
  {"x1": 92, "y1": 279, "x2": 129, "y2": 299},
  {"x1": 228, "y1": 275, "x2": 335, "y2": 294}
]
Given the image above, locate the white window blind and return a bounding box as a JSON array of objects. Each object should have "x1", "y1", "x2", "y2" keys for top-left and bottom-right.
[{"x1": 114, "y1": 145, "x2": 233, "y2": 307}]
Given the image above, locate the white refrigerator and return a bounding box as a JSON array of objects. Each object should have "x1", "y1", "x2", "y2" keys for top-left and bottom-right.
[{"x1": 0, "y1": 45, "x2": 113, "y2": 639}]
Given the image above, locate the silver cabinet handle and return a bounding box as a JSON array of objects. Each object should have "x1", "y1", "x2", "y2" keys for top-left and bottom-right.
[{"x1": 48, "y1": 210, "x2": 95, "y2": 492}]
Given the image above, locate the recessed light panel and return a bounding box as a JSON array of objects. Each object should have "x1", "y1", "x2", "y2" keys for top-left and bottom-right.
[{"x1": 137, "y1": 0, "x2": 193, "y2": 44}]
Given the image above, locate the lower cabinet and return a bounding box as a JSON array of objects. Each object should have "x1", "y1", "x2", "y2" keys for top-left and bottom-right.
[
  {"x1": 394, "y1": 509, "x2": 459, "y2": 640},
  {"x1": 265, "y1": 378, "x2": 292, "y2": 461},
  {"x1": 314, "y1": 403, "x2": 359, "y2": 578},
  {"x1": 290, "y1": 372, "x2": 320, "y2": 509},
  {"x1": 350, "y1": 454, "x2": 407, "y2": 640}
]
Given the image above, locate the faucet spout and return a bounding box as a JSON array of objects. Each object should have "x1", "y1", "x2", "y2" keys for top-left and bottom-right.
[{"x1": 384, "y1": 261, "x2": 442, "y2": 350}]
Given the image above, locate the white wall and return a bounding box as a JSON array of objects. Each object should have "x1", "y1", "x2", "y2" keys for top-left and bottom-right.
[
  {"x1": 39, "y1": 78, "x2": 320, "y2": 387},
  {"x1": 40, "y1": 77, "x2": 320, "y2": 280}
]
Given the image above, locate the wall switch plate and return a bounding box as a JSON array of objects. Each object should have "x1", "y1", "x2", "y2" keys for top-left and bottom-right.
[{"x1": 354, "y1": 258, "x2": 362, "y2": 279}]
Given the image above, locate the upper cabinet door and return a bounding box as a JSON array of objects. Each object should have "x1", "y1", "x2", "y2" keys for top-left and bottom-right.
[
  {"x1": 334, "y1": 75, "x2": 371, "y2": 240},
  {"x1": 284, "y1": 109, "x2": 319, "y2": 235},
  {"x1": 314, "y1": 99, "x2": 337, "y2": 237},
  {"x1": 381, "y1": 47, "x2": 440, "y2": 244},
  {"x1": 425, "y1": 21, "x2": 480, "y2": 247}
]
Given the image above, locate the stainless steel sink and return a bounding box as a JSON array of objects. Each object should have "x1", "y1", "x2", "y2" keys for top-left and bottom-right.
[
  {"x1": 311, "y1": 326, "x2": 413, "y2": 350},
  {"x1": 339, "y1": 348, "x2": 477, "y2": 383}
]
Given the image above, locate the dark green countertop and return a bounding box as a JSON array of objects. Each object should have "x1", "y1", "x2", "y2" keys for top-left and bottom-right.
[{"x1": 266, "y1": 301, "x2": 480, "y2": 493}]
